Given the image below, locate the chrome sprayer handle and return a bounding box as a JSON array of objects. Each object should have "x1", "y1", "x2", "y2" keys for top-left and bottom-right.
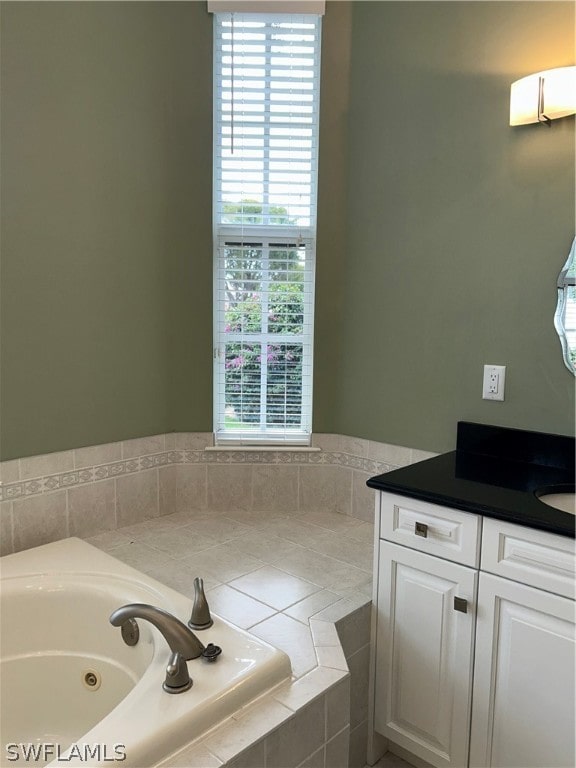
[{"x1": 189, "y1": 577, "x2": 213, "y2": 630}]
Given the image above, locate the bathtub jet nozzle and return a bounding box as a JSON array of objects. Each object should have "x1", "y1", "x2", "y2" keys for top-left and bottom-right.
[{"x1": 188, "y1": 577, "x2": 213, "y2": 630}]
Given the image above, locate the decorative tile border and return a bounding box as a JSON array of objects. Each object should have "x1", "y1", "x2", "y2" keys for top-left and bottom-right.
[
  {"x1": 1, "y1": 435, "x2": 421, "y2": 766},
  {"x1": 0, "y1": 442, "x2": 398, "y2": 503}
]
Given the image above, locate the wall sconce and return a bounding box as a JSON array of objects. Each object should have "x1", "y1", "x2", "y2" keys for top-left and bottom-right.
[{"x1": 510, "y1": 66, "x2": 576, "y2": 126}]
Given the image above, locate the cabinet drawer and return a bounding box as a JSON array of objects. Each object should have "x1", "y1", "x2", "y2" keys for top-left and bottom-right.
[
  {"x1": 481, "y1": 518, "x2": 576, "y2": 599},
  {"x1": 379, "y1": 492, "x2": 481, "y2": 567}
]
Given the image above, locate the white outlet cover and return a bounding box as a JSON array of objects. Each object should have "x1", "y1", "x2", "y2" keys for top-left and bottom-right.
[{"x1": 482, "y1": 365, "x2": 506, "y2": 401}]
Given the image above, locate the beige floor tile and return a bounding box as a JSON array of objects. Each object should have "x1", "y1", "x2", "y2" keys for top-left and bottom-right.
[
  {"x1": 305, "y1": 533, "x2": 373, "y2": 573},
  {"x1": 231, "y1": 532, "x2": 299, "y2": 562},
  {"x1": 250, "y1": 612, "x2": 318, "y2": 678},
  {"x1": 296, "y1": 509, "x2": 364, "y2": 532},
  {"x1": 86, "y1": 530, "x2": 132, "y2": 553},
  {"x1": 262, "y1": 517, "x2": 336, "y2": 547},
  {"x1": 158, "y1": 510, "x2": 206, "y2": 527},
  {"x1": 272, "y1": 546, "x2": 369, "y2": 590},
  {"x1": 110, "y1": 540, "x2": 173, "y2": 572},
  {"x1": 334, "y1": 579, "x2": 374, "y2": 600},
  {"x1": 323, "y1": 563, "x2": 373, "y2": 593},
  {"x1": 222, "y1": 508, "x2": 290, "y2": 527},
  {"x1": 177, "y1": 543, "x2": 264, "y2": 583},
  {"x1": 139, "y1": 527, "x2": 219, "y2": 558},
  {"x1": 182, "y1": 515, "x2": 252, "y2": 542},
  {"x1": 347, "y1": 521, "x2": 375, "y2": 543},
  {"x1": 115, "y1": 516, "x2": 180, "y2": 539},
  {"x1": 314, "y1": 594, "x2": 371, "y2": 625},
  {"x1": 315, "y1": 644, "x2": 348, "y2": 670},
  {"x1": 229, "y1": 565, "x2": 320, "y2": 610},
  {"x1": 145, "y1": 560, "x2": 222, "y2": 598},
  {"x1": 273, "y1": 666, "x2": 346, "y2": 712},
  {"x1": 206, "y1": 584, "x2": 277, "y2": 629},
  {"x1": 284, "y1": 589, "x2": 343, "y2": 623}
]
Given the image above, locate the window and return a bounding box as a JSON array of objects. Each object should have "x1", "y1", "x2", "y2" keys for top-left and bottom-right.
[{"x1": 213, "y1": 11, "x2": 322, "y2": 444}]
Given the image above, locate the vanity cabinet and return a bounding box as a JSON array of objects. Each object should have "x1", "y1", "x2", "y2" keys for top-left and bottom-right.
[
  {"x1": 469, "y1": 572, "x2": 575, "y2": 768},
  {"x1": 373, "y1": 492, "x2": 575, "y2": 768},
  {"x1": 470, "y1": 518, "x2": 575, "y2": 768},
  {"x1": 374, "y1": 541, "x2": 477, "y2": 768}
]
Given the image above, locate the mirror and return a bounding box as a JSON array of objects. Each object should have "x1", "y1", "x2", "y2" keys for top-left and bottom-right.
[{"x1": 554, "y1": 237, "x2": 576, "y2": 375}]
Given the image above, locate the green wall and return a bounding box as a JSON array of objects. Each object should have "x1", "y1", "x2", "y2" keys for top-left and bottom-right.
[
  {"x1": 331, "y1": 1, "x2": 575, "y2": 452},
  {"x1": 0, "y1": 0, "x2": 352, "y2": 460},
  {"x1": 1, "y1": 1, "x2": 574, "y2": 460},
  {"x1": 313, "y1": 1, "x2": 353, "y2": 430},
  {"x1": 0, "y1": 2, "x2": 214, "y2": 459}
]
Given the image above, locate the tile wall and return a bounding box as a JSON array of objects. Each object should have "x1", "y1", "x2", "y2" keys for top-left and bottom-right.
[
  {"x1": 0, "y1": 432, "x2": 435, "y2": 767},
  {"x1": 81, "y1": 505, "x2": 374, "y2": 767},
  {"x1": 159, "y1": 660, "x2": 351, "y2": 768},
  {"x1": 0, "y1": 432, "x2": 435, "y2": 557},
  {"x1": 314, "y1": 600, "x2": 373, "y2": 768}
]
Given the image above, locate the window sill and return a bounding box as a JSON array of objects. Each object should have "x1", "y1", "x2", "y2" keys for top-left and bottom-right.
[{"x1": 205, "y1": 445, "x2": 321, "y2": 453}]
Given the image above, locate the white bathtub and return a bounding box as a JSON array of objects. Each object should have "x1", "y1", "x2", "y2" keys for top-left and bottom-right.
[{"x1": 0, "y1": 538, "x2": 291, "y2": 768}]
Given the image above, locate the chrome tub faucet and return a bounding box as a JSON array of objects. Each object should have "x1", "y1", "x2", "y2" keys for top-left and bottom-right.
[{"x1": 110, "y1": 603, "x2": 206, "y2": 693}]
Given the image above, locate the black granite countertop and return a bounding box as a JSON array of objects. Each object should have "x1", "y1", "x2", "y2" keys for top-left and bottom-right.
[{"x1": 367, "y1": 422, "x2": 575, "y2": 538}]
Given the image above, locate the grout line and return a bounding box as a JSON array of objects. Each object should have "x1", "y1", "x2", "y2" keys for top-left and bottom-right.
[
  {"x1": 349, "y1": 466, "x2": 354, "y2": 517},
  {"x1": 156, "y1": 467, "x2": 160, "y2": 518},
  {"x1": 91, "y1": 504, "x2": 372, "y2": 767}
]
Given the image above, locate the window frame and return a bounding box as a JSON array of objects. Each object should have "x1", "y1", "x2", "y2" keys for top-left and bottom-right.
[{"x1": 212, "y1": 11, "x2": 321, "y2": 446}]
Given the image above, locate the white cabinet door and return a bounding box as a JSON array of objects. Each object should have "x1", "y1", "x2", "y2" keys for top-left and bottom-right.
[
  {"x1": 470, "y1": 573, "x2": 575, "y2": 768},
  {"x1": 374, "y1": 541, "x2": 478, "y2": 768}
]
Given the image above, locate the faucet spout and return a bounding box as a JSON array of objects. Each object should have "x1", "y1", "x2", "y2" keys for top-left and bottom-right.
[{"x1": 110, "y1": 603, "x2": 205, "y2": 660}]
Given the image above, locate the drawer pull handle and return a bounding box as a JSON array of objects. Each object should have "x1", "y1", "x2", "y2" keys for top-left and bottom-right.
[
  {"x1": 454, "y1": 597, "x2": 468, "y2": 613},
  {"x1": 415, "y1": 522, "x2": 428, "y2": 538}
]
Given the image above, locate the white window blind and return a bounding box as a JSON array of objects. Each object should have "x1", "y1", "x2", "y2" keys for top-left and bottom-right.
[{"x1": 213, "y1": 12, "x2": 321, "y2": 444}]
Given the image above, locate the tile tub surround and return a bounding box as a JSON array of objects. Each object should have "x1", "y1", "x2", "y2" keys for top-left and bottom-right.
[
  {"x1": 92, "y1": 509, "x2": 373, "y2": 768},
  {"x1": 0, "y1": 432, "x2": 436, "y2": 556},
  {"x1": 0, "y1": 433, "x2": 434, "y2": 765}
]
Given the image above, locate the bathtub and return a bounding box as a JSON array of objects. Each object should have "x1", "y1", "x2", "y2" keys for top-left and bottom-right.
[{"x1": 0, "y1": 538, "x2": 291, "y2": 768}]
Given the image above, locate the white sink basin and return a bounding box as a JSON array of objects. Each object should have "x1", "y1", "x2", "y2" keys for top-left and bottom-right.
[{"x1": 537, "y1": 492, "x2": 576, "y2": 515}]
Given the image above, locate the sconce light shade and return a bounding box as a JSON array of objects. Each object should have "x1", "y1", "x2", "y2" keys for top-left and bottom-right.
[{"x1": 510, "y1": 66, "x2": 576, "y2": 126}]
